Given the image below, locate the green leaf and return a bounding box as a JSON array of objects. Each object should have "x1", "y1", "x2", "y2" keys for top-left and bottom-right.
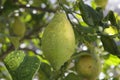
[
  {"x1": 104, "y1": 26, "x2": 118, "y2": 35},
  {"x1": 19, "y1": 0, "x2": 27, "y2": 5},
  {"x1": 0, "y1": 62, "x2": 12, "y2": 80},
  {"x1": 31, "y1": 12, "x2": 45, "y2": 23},
  {"x1": 4, "y1": 50, "x2": 26, "y2": 71},
  {"x1": 0, "y1": 33, "x2": 6, "y2": 43},
  {"x1": 1, "y1": 0, "x2": 6, "y2": 5},
  {"x1": 84, "y1": 35, "x2": 97, "y2": 42},
  {"x1": 105, "y1": 54, "x2": 120, "y2": 66},
  {"x1": 1, "y1": 0, "x2": 18, "y2": 15},
  {"x1": 0, "y1": 21, "x2": 6, "y2": 33},
  {"x1": 100, "y1": 35, "x2": 120, "y2": 57},
  {"x1": 21, "y1": 13, "x2": 32, "y2": 22},
  {"x1": 40, "y1": 63, "x2": 52, "y2": 78},
  {"x1": 78, "y1": 27, "x2": 95, "y2": 34},
  {"x1": 96, "y1": 7, "x2": 104, "y2": 20},
  {"x1": 16, "y1": 55, "x2": 40, "y2": 80},
  {"x1": 32, "y1": 0, "x2": 42, "y2": 7},
  {"x1": 9, "y1": 36, "x2": 20, "y2": 50},
  {"x1": 103, "y1": 11, "x2": 118, "y2": 28},
  {"x1": 107, "y1": 11, "x2": 116, "y2": 25},
  {"x1": 78, "y1": 0, "x2": 101, "y2": 26},
  {"x1": 38, "y1": 69, "x2": 49, "y2": 80},
  {"x1": 4, "y1": 51, "x2": 41, "y2": 80}
]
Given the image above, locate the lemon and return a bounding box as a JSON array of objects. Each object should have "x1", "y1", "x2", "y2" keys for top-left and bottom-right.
[
  {"x1": 94, "y1": 0, "x2": 108, "y2": 8},
  {"x1": 12, "y1": 17, "x2": 26, "y2": 38},
  {"x1": 75, "y1": 52, "x2": 101, "y2": 80},
  {"x1": 42, "y1": 12, "x2": 75, "y2": 70}
]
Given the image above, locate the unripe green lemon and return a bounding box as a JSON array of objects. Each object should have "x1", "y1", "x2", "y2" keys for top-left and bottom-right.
[
  {"x1": 12, "y1": 17, "x2": 26, "y2": 37},
  {"x1": 94, "y1": 0, "x2": 108, "y2": 8},
  {"x1": 4, "y1": 50, "x2": 26, "y2": 70},
  {"x1": 75, "y1": 52, "x2": 101, "y2": 80},
  {"x1": 42, "y1": 12, "x2": 75, "y2": 70}
]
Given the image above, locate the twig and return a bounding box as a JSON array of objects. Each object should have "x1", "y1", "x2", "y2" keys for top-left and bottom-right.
[
  {"x1": 19, "y1": 47, "x2": 36, "y2": 54},
  {"x1": 19, "y1": 5, "x2": 56, "y2": 13}
]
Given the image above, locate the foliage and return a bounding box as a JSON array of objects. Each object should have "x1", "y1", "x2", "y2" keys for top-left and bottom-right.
[{"x1": 0, "y1": 0, "x2": 120, "y2": 80}]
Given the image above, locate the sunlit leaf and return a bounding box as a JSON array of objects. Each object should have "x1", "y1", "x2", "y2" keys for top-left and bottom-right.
[
  {"x1": 21, "y1": 13, "x2": 32, "y2": 22},
  {"x1": 105, "y1": 54, "x2": 120, "y2": 66},
  {"x1": 19, "y1": 0, "x2": 27, "y2": 5},
  {"x1": 104, "y1": 26, "x2": 118, "y2": 35}
]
